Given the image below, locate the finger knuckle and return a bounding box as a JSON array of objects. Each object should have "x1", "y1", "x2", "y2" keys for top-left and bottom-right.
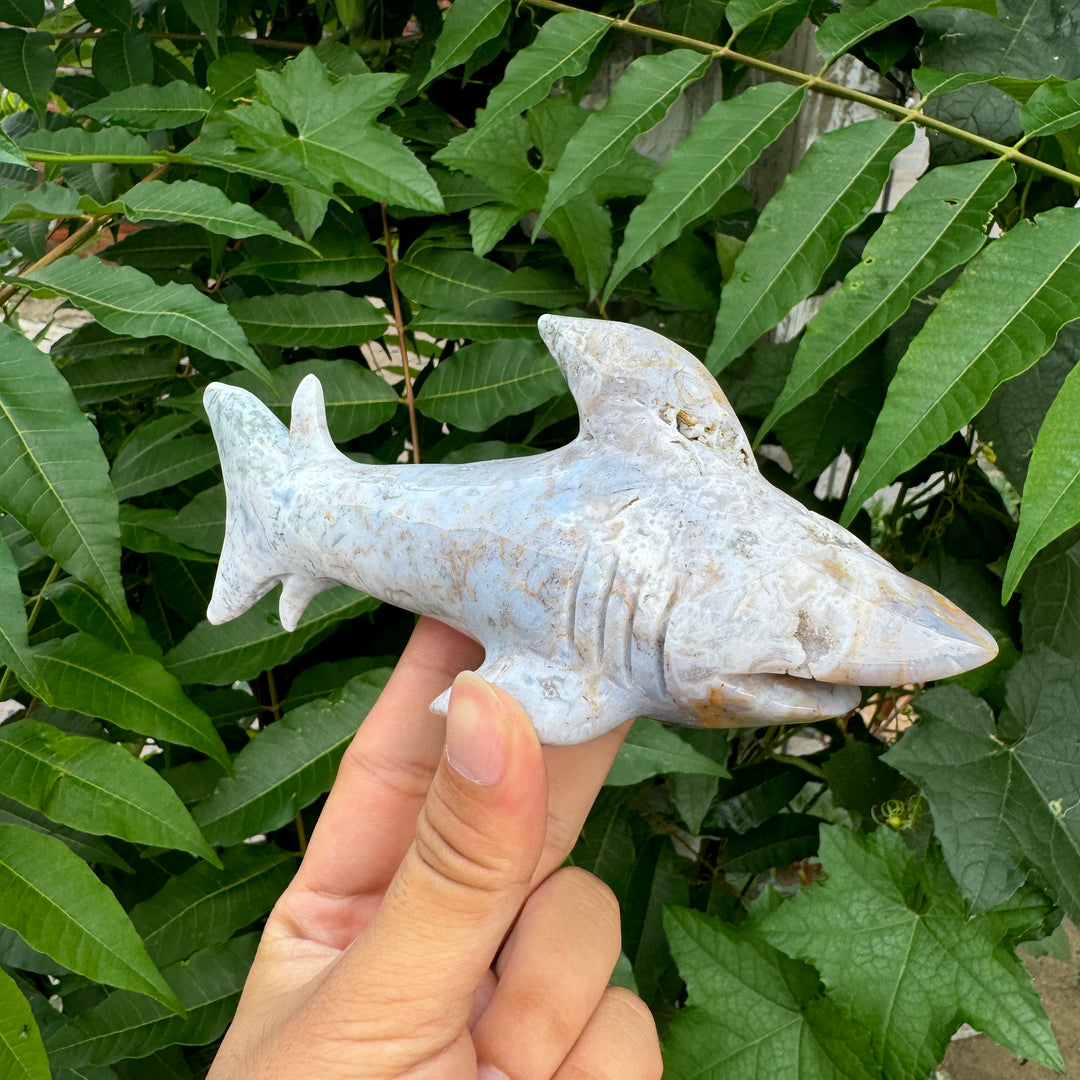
[
  {"x1": 539, "y1": 867, "x2": 622, "y2": 950},
  {"x1": 339, "y1": 739, "x2": 433, "y2": 803},
  {"x1": 603, "y1": 988, "x2": 663, "y2": 1076},
  {"x1": 412, "y1": 784, "x2": 522, "y2": 895}
]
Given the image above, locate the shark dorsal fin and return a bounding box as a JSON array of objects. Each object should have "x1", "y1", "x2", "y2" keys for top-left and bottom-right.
[
  {"x1": 537, "y1": 316, "x2": 756, "y2": 468},
  {"x1": 290, "y1": 374, "x2": 340, "y2": 459}
]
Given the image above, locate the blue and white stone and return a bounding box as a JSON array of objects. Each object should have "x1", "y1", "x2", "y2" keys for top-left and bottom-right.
[{"x1": 202, "y1": 315, "x2": 997, "y2": 744}]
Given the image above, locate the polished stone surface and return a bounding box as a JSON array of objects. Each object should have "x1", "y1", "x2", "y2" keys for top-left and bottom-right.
[{"x1": 203, "y1": 316, "x2": 996, "y2": 744}]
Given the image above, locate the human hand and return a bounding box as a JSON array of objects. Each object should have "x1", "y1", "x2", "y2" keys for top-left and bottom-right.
[{"x1": 208, "y1": 617, "x2": 662, "y2": 1080}]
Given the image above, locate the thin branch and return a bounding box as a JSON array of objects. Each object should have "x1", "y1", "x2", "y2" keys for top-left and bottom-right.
[
  {"x1": 381, "y1": 203, "x2": 421, "y2": 464},
  {"x1": 52, "y1": 29, "x2": 310, "y2": 50},
  {"x1": 522, "y1": 0, "x2": 1080, "y2": 190}
]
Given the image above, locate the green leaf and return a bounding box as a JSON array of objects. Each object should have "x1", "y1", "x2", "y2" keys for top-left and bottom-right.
[
  {"x1": 1004, "y1": 356, "x2": 1080, "y2": 596},
  {"x1": 33, "y1": 633, "x2": 230, "y2": 770},
  {"x1": 132, "y1": 485, "x2": 224, "y2": 556},
  {"x1": 887, "y1": 658, "x2": 1080, "y2": 920},
  {"x1": 1021, "y1": 538, "x2": 1080, "y2": 656},
  {"x1": 119, "y1": 508, "x2": 215, "y2": 564},
  {"x1": 76, "y1": 0, "x2": 133, "y2": 31},
  {"x1": 570, "y1": 788, "x2": 637, "y2": 898},
  {"x1": 164, "y1": 587, "x2": 380, "y2": 686},
  {"x1": 411, "y1": 306, "x2": 540, "y2": 341},
  {"x1": 230, "y1": 49, "x2": 443, "y2": 212},
  {"x1": 724, "y1": 813, "x2": 821, "y2": 874},
  {"x1": 228, "y1": 291, "x2": 387, "y2": 348},
  {"x1": 545, "y1": 196, "x2": 613, "y2": 301},
  {"x1": 663, "y1": 906, "x2": 878, "y2": 1080},
  {"x1": 0, "y1": 720, "x2": 217, "y2": 861},
  {"x1": 704, "y1": 761, "x2": 810, "y2": 834},
  {"x1": 0, "y1": 536, "x2": 37, "y2": 693},
  {"x1": 441, "y1": 10, "x2": 608, "y2": 163},
  {"x1": 0, "y1": 794, "x2": 131, "y2": 872},
  {"x1": 192, "y1": 671, "x2": 389, "y2": 846},
  {"x1": 604, "y1": 718, "x2": 730, "y2": 786},
  {"x1": 535, "y1": 50, "x2": 710, "y2": 232},
  {"x1": 396, "y1": 240, "x2": 509, "y2": 309},
  {"x1": 0, "y1": 182, "x2": 82, "y2": 222},
  {"x1": 85, "y1": 180, "x2": 308, "y2": 249},
  {"x1": 415, "y1": 338, "x2": 566, "y2": 431},
  {"x1": 222, "y1": 359, "x2": 399, "y2": 442},
  {"x1": 816, "y1": 0, "x2": 996, "y2": 63},
  {"x1": 486, "y1": 267, "x2": 586, "y2": 308},
  {"x1": 131, "y1": 844, "x2": 296, "y2": 967},
  {"x1": 91, "y1": 30, "x2": 153, "y2": 93},
  {"x1": 759, "y1": 159, "x2": 1014, "y2": 436},
  {"x1": 16, "y1": 125, "x2": 150, "y2": 159},
  {"x1": 0, "y1": 128, "x2": 30, "y2": 169},
  {"x1": 422, "y1": 0, "x2": 510, "y2": 88},
  {"x1": 707, "y1": 119, "x2": 915, "y2": 374},
  {"x1": 605, "y1": 82, "x2": 804, "y2": 304},
  {"x1": 0, "y1": 0, "x2": 43, "y2": 25},
  {"x1": 621, "y1": 837, "x2": 690, "y2": 1003},
  {"x1": 110, "y1": 416, "x2": 218, "y2": 502},
  {"x1": 97, "y1": 225, "x2": 207, "y2": 271},
  {"x1": 725, "y1": 0, "x2": 806, "y2": 35},
  {"x1": 976, "y1": 323, "x2": 1077, "y2": 494},
  {"x1": 1020, "y1": 75, "x2": 1080, "y2": 138},
  {"x1": 230, "y1": 229, "x2": 383, "y2": 286},
  {"x1": 45, "y1": 935, "x2": 257, "y2": 1068},
  {"x1": 0, "y1": 966, "x2": 50, "y2": 1080},
  {"x1": 0, "y1": 824, "x2": 180, "y2": 1010},
  {"x1": 0, "y1": 29, "x2": 57, "y2": 121},
  {"x1": 77, "y1": 81, "x2": 212, "y2": 130},
  {"x1": 843, "y1": 206, "x2": 1080, "y2": 526},
  {"x1": 15, "y1": 258, "x2": 270, "y2": 385},
  {"x1": 179, "y1": 0, "x2": 219, "y2": 52},
  {"x1": 762, "y1": 826, "x2": 1063, "y2": 1077},
  {"x1": 0, "y1": 322, "x2": 125, "y2": 621},
  {"x1": 660, "y1": 0, "x2": 726, "y2": 40},
  {"x1": 45, "y1": 578, "x2": 161, "y2": 658},
  {"x1": 917, "y1": 0, "x2": 1080, "y2": 158}
]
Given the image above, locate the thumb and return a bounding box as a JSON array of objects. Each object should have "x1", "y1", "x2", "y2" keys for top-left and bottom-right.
[{"x1": 343, "y1": 671, "x2": 548, "y2": 1024}]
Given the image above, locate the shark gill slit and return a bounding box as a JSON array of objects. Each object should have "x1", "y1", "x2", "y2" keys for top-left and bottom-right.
[
  {"x1": 623, "y1": 582, "x2": 639, "y2": 688},
  {"x1": 595, "y1": 551, "x2": 620, "y2": 672},
  {"x1": 655, "y1": 585, "x2": 678, "y2": 701},
  {"x1": 566, "y1": 548, "x2": 589, "y2": 655}
]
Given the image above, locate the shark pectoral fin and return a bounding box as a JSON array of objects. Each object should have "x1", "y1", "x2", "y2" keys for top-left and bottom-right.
[
  {"x1": 428, "y1": 654, "x2": 629, "y2": 746},
  {"x1": 278, "y1": 573, "x2": 336, "y2": 631}
]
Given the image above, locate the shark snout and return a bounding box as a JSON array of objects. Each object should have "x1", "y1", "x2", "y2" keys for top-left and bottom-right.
[{"x1": 789, "y1": 544, "x2": 999, "y2": 687}]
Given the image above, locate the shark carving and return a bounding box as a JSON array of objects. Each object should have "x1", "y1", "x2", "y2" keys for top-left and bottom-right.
[{"x1": 203, "y1": 315, "x2": 997, "y2": 744}]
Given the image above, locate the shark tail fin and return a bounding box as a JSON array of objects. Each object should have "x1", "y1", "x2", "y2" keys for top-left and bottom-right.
[{"x1": 203, "y1": 377, "x2": 339, "y2": 630}]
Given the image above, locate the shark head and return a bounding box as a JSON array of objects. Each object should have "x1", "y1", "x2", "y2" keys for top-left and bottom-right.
[{"x1": 540, "y1": 314, "x2": 998, "y2": 723}]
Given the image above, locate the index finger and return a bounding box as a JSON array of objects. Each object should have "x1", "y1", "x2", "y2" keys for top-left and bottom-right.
[
  {"x1": 280, "y1": 617, "x2": 483, "y2": 944},
  {"x1": 534, "y1": 722, "x2": 631, "y2": 883}
]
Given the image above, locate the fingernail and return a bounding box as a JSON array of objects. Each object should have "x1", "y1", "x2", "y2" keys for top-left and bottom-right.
[
  {"x1": 477, "y1": 1066, "x2": 510, "y2": 1080},
  {"x1": 446, "y1": 671, "x2": 507, "y2": 785}
]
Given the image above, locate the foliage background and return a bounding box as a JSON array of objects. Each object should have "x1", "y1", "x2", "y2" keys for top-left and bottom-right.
[{"x1": 0, "y1": 0, "x2": 1079, "y2": 1075}]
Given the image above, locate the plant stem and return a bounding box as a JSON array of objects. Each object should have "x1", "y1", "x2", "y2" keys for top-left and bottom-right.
[
  {"x1": 381, "y1": 203, "x2": 421, "y2": 464},
  {"x1": 771, "y1": 751, "x2": 827, "y2": 779},
  {"x1": 265, "y1": 668, "x2": 282, "y2": 723},
  {"x1": 24, "y1": 153, "x2": 176, "y2": 165},
  {"x1": 522, "y1": 0, "x2": 1080, "y2": 189}
]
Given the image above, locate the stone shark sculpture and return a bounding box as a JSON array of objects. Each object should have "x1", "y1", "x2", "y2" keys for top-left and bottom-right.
[{"x1": 202, "y1": 315, "x2": 996, "y2": 744}]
